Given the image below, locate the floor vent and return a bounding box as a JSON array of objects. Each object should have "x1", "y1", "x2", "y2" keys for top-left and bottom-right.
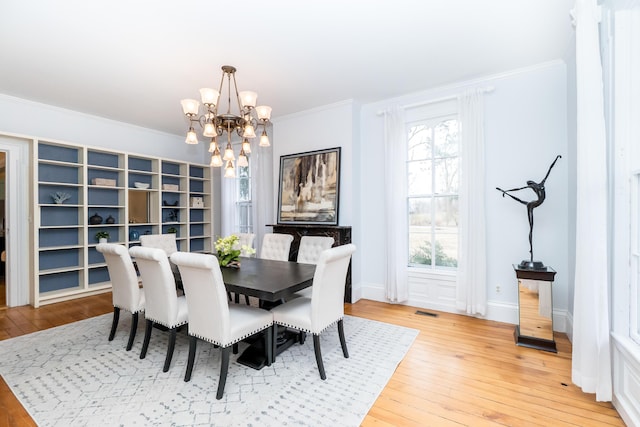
[{"x1": 415, "y1": 310, "x2": 438, "y2": 317}]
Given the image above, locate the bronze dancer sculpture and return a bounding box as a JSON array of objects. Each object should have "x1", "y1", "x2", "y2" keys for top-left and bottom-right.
[{"x1": 496, "y1": 155, "x2": 561, "y2": 270}]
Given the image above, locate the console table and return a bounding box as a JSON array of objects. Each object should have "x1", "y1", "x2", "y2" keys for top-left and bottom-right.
[{"x1": 269, "y1": 224, "x2": 352, "y2": 302}]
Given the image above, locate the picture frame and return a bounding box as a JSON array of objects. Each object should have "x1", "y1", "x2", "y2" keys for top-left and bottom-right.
[{"x1": 277, "y1": 147, "x2": 341, "y2": 225}]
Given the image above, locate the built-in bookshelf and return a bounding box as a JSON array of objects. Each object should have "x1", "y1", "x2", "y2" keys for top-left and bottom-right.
[{"x1": 33, "y1": 140, "x2": 213, "y2": 307}]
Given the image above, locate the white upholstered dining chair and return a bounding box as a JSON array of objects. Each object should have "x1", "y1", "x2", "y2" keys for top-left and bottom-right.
[
  {"x1": 271, "y1": 244, "x2": 356, "y2": 380},
  {"x1": 170, "y1": 251, "x2": 273, "y2": 400},
  {"x1": 97, "y1": 243, "x2": 145, "y2": 351},
  {"x1": 129, "y1": 246, "x2": 188, "y2": 373},
  {"x1": 297, "y1": 235, "x2": 335, "y2": 264},
  {"x1": 260, "y1": 233, "x2": 294, "y2": 261},
  {"x1": 236, "y1": 233, "x2": 256, "y2": 257}
]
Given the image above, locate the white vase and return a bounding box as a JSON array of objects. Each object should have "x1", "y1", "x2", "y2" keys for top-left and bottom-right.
[{"x1": 99, "y1": 238, "x2": 107, "y2": 244}]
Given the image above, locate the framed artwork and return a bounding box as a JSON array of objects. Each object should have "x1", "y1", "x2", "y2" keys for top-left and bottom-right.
[{"x1": 277, "y1": 147, "x2": 341, "y2": 225}]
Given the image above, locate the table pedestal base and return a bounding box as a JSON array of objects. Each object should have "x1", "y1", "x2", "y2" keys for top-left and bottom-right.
[{"x1": 236, "y1": 329, "x2": 301, "y2": 370}]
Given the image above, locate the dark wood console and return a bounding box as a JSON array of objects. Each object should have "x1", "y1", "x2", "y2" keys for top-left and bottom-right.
[{"x1": 269, "y1": 224, "x2": 352, "y2": 302}]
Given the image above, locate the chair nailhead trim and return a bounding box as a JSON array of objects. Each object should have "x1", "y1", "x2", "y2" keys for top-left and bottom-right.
[
  {"x1": 273, "y1": 316, "x2": 343, "y2": 335},
  {"x1": 190, "y1": 323, "x2": 272, "y2": 347}
]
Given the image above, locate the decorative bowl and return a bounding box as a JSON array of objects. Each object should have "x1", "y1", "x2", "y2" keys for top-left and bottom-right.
[{"x1": 134, "y1": 182, "x2": 150, "y2": 189}]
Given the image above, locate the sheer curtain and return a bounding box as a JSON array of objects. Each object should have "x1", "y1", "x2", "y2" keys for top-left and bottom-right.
[
  {"x1": 456, "y1": 89, "x2": 487, "y2": 316},
  {"x1": 383, "y1": 106, "x2": 408, "y2": 302},
  {"x1": 250, "y1": 139, "x2": 274, "y2": 252},
  {"x1": 220, "y1": 168, "x2": 236, "y2": 238},
  {"x1": 570, "y1": 0, "x2": 612, "y2": 401}
]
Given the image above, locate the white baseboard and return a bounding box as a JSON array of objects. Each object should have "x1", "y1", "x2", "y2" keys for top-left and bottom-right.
[{"x1": 356, "y1": 280, "x2": 570, "y2": 333}]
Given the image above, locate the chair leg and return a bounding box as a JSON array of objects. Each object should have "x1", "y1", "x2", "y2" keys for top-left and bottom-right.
[
  {"x1": 337, "y1": 319, "x2": 349, "y2": 358},
  {"x1": 227, "y1": 291, "x2": 232, "y2": 302},
  {"x1": 108, "y1": 307, "x2": 120, "y2": 341},
  {"x1": 163, "y1": 327, "x2": 177, "y2": 372},
  {"x1": 272, "y1": 324, "x2": 278, "y2": 363},
  {"x1": 234, "y1": 293, "x2": 240, "y2": 304},
  {"x1": 126, "y1": 312, "x2": 138, "y2": 351},
  {"x1": 313, "y1": 334, "x2": 326, "y2": 380},
  {"x1": 184, "y1": 336, "x2": 198, "y2": 382},
  {"x1": 216, "y1": 346, "x2": 231, "y2": 400},
  {"x1": 244, "y1": 295, "x2": 250, "y2": 305},
  {"x1": 264, "y1": 326, "x2": 273, "y2": 366},
  {"x1": 232, "y1": 343, "x2": 238, "y2": 354},
  {"x1": 140, "y1": 319, "x2": 153, "y2": 359}
]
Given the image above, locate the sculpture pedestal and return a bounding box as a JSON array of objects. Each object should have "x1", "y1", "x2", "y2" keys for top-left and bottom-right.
[{"x1": 513, "y1": 266, "x2": 557, "y2": 353}]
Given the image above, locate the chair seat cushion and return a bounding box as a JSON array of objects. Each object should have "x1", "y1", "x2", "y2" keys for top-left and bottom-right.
[
  {"x1": 226, "y1": 305, "x2": 273, "y2": 347},
  {"x1": 271, "y1": 297, "x2": 315, "y2": 333}
]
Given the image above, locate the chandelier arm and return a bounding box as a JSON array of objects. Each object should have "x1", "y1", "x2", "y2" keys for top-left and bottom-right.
[{"x1": 231, "y1": 72, "x2": 245, "y2": 116}]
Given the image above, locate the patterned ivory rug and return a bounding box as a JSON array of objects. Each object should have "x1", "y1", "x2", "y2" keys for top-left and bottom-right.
[{"x1": 0, "y1": 313, "x2": 418, "y2": 426}]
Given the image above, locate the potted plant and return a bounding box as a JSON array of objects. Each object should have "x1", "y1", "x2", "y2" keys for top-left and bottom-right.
[
  {"x1": 95, "y1": 231, "x2": 110, "y2": 244},
  {"x1": 167, "y1": 227, "x2": 178, "y2": 234}
]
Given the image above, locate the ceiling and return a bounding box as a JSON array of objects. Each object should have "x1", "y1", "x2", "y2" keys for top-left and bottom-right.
[{"x1": 0, "y1": 0, "x2": 575, "y2": 138}]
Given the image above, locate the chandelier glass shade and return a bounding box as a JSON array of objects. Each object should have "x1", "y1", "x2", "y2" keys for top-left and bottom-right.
[{"x1": 180, "y1": 65, "x2": 271, "y2": 177}]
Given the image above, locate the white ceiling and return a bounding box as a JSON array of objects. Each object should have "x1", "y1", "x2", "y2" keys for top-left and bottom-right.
[{"x1": 0, "y1": 0, "x2": 575, "y2": 137}]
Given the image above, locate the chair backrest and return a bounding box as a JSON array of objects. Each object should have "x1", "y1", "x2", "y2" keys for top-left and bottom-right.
[
  {"x1": 310, "y1": 244, "x2": 356, "y2": 331},
  {"x1": 139, "y1": 233, "x2": 178, "y2": 256},
  {"x1": 170, "y1": 252, "x2": 231, "y2": 344},
  {"x1": 260, "y1": 233, "x2": 294, "y2": 261},
  {"x1": 297, "y1": 236, "x2": 335, "y2": 264},
  {"x1": 97, "y1": 243, "x2": 142, "y2": 312},
  {"x1": 129, "y1": 246, "x2": 181, "y2": 327},
  {"x1": 236, "y1": 233, "x2": 256, "y2": 257}
]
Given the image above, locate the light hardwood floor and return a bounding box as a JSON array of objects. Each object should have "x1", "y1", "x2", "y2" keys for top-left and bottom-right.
[{"x1": 0, "y1": 295, "x2": 625, "y2": 426}]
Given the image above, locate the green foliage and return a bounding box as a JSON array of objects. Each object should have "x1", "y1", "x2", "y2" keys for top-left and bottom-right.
[
  {"x1": 95, "y1": 231, "x2": 110, "y2": 241},
  {"x1": 410, "y1": 240, "x2": 457, "y2": 267}
]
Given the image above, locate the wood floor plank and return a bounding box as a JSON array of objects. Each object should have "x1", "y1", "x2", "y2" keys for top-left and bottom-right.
[{"x1": 0, "y1": 295, "x2": 625, "y2": 427}]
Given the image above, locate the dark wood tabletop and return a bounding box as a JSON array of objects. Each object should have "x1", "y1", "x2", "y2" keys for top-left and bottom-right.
[{"x1": 220, "y1": 257, "x2": 316, "y2": 302}]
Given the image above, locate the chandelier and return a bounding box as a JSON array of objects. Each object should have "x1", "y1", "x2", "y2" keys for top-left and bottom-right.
[{"x1": 180, "y1": 65, "x2": 272, "y2": 178}]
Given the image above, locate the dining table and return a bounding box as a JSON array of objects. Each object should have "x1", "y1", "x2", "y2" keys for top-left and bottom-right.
[{"x1": 217, "y1": 255, "x2": 317, "y2": 369}]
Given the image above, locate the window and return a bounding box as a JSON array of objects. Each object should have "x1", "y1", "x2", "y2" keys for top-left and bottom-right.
[
  {"x1": 406, "y1": 113, "x2": 459, "y2": 270},
  {"x1": 235, "y1": 161, "x2": 253, "y2": 234}
]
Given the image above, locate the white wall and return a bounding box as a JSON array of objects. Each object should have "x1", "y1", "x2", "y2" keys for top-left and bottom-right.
[
  {"x1": 359, "y1": 61, "x2": 570, "y2": 327},
  {"x1": 0, "y1": 94, "x2": 207, "y2": 163}
]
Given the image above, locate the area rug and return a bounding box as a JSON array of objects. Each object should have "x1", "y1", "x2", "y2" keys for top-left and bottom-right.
[{"x1": 0, "y1": 313, "x2": 418, "y2": 426}]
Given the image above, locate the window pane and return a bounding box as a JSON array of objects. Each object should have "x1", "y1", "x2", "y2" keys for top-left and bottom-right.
[
  {"x1": 434, "y1": 157, "x2": 459, "y2": 194},
  {"x1": 435, "y1": 233, "x2": 458, "y2": 268},
  {"x1": 435, "y1": 196, "x2": 458, "y2": 227},
  {"x1": 408, "y1": 197, "x2": 431, "y2": 226},
  {"x1": 434, "y1": 119, "x2": 459, "y2": 157},
  {"x1": 408, "y1": 125, "x2": 432, "y2": 160},
  {"x1": 238, "y1": 178, "x2": 250, "y2": 201},
  {"x1": 409, "y1": 231, "x2": 432, "y2": 266},
  {"x1": 408, "y1": 160, "x2": 432, "y2": 196}
]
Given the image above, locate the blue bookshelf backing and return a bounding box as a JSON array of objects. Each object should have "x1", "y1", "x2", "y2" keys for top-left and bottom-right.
[
  {"x1": 88, "y1": 168, "x2": 119, "y2": 183},
  {"x1": 88, "y1": 188, "x2": 120, "y2": 205},
  {"x1": 40, "y1": 271, "x2": 81, "y2": 293},
  {"x1": 189, "y1": 165, "x2": 204, "y2": 178},
  {"x1": 189, "y1": 180, "x2": 204, "y2": 193},
  {"x1": 39, "y1": 144, "x2": 79, "y2": 163},
  {"x1": 39, "y1": 229, "x2": 79, "y2": 247},
  {"x1": 162, "y1": 162, "x2": 181, "y2": 175},
  {"x1": 39, "y1": 248, "x2": 80, "y2": 271},
  {"x1": 41, "y1": 207, "x2": 79, "y2": 226},
  {"x1": 88, "y1": 267, "x2": 110, "y2": 284},
  {"x1": 190, "y1": 224, "x2": 204, "y2": 236},
  {"x1": 190, "y1": 238, "x2": 204, "y2": 252},
  {"x1": 129, "y1": 157, "x2": 153, "y2": 172},
  {"x1": 39, "y1": 186, "x2": 80, "y2": 204},
  {"x1": 88, "y1": 151, "x2": 120, "y2": 168},
  {"x1": 190, "y1": 210, "x2": 204, "y2": 222},
  {"x1": 39, "y1": 163, "x2": 80, "y2": 184}
]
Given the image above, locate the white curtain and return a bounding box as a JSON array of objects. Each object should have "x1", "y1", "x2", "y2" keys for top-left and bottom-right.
[
  {"x1": 456, "y1": 89, "x2": 487, "y2": 316},
  {"x1": 251, "y1": 136, "x2": 274, "y2": 252},
  {"x1": 219, "y1": 167, "x2": 236, "y2": 238},
  {"x1": 383, "y1": 106, "x2": 408, "y2": 303},
  {"x1": 570, "y1": 0, "x2": 612, "y2": 402}
]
